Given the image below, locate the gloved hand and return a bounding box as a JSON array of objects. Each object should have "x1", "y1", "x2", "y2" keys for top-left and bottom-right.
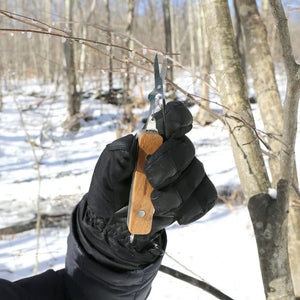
[{"x1": 87, "y1": 101, "x2": 217, "y2": 234}]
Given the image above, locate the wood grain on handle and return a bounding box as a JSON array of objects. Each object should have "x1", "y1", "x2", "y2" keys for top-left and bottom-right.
[{"x1": 128, "y1": 133, "x2": 163, "y2": 234}]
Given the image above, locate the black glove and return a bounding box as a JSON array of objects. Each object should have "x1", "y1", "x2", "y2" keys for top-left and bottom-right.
[
  {"x1": 88, "y1": 101, "x2": 217, "y2": 230},
  {"x1": 77, "y1": 101, "x2": 217, "y2": 270}
]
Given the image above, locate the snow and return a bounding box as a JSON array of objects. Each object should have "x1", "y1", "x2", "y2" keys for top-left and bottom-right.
[
  {"x1": 0, "y1": 75, "x2": 299, "y2": 299},
  {"x1": 268, "y1": 188, "x2": 277, "y2": 199}
]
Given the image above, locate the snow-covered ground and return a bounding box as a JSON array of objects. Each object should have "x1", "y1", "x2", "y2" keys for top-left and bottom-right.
[{"x1": 0, "y1": 73, "x2": 299, "y2": 299}]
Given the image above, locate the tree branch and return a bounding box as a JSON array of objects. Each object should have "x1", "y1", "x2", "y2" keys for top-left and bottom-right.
[
  {"x1": 268, "y1": 0, "x2": 300, "y2": 183},
  {"x1": 268, "y1": 0, "x2": 299, "y2": 77},
  {"x1": 159, "y1": 265, "x2": 234, "y2": 300},
  {"x1": 0, "y1": 7, "x2": 291, "y2": 159}
]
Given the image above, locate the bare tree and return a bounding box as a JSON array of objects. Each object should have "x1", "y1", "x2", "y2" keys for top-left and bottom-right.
[
  {"x1": 122, "y1": 0, "x2": 135, "y2": 104},
  {"x1": 188, "y1": 0, "x2": 196, "y2": 88},
  {"x1": 63, "y1": 0, "x2": 81, "y2": 131},
  {"x1": 233, "y1": 0, "x2": 247, "y2": 75},
  {"x1": 105, "y1": 0, "x2": 113, "y2": 93},
  {"x1": 170, "y1": 2, "x2": 176, "y2": 61},
  {"x1": 77, "y1": 0, "x2": 96, "y2": 93},
  {"x1": 202, "y1": 0, "x2": 294, "y2": 298},
  {"x1": 236, "y1": 1, "x2": 300, "y2": 295},
  {"x1": 163, "y1": 0, "x2": 174, "y2": 94},
  {"x1": 0, "y1": 86, "x2": 2, "y2": 112},
  {"x1": 268, "y1": 0, "x2": 300, "y2": 297},
  {"x1": 170, "y1": 1, "x2": 182, "y2": 65},
  {"x1": 236, "y1": 0, "x2": 283, "y2": 188},
  {"x1": 202, "y1": 0, "x2": 270, "y2": 199},
  {"x1": 195, "y1": 0, "x2": 215, "y2": 125},
  {"x1": 45, "y1": 0, "x2": 52, "y2": 83}
]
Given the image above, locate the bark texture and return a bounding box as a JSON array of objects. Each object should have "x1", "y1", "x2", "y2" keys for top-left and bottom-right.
[
  {"x1": 123, "y1": 0, "x2": 135, "y2": 103},
  {"x1": 64, "y1": 0, "x2": 81, "y2": 131},
  {"x1": 78, "y1": 0, "x2": 96, "y2": 92},
  {"x1": 195, "y1": 1, "x2": 215, "y2": 125},
  {"x1": 248, "y1": 185, "x2": 294, "y2": 300},
  {"x1": 202, "y1": 0, "x2": 270, "y2": 200},
  {"x1": 233, "y1": 0, "x2": 247, "y2": 76},
  {"x1": 105, "y1": 0, "x2": 113, "y2": 92},
  {"x1": 237, "y1": 0, "x2": 300, "y2": 294},
  {"x1": 163, "y1": 0, "x2": 174, "y2": 94},
  {"x1": 269, "y1": 0, "x2": 300, "y2": 296},
  {"x1": 188, "y1": 0, "x2": 196, "y2": 86},
  {"x1": 202, "y1": 1, "x2": 295, "y2": 298},
  {"x1": 45, "y1": 0, "x2": 52, "y2": 83},
  {"x1": 236, "y1": 0, "x2": 283, "y2": 186}
]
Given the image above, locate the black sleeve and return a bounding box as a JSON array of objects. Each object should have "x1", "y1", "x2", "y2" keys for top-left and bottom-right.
[
  {"x1": 0, "y1": 196, "x2": 166, "y2": 300},
  {"x1": 65, "y1": 196, "x2": 166, "y2": 300},
  {"x1": 0, "y1": 269, "x2": 67, "y2": 300}
]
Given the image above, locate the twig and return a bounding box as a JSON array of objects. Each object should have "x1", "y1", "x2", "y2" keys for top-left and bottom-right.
[
  {"x1": 0, "y1": 8, "x2": 290, "y2": 157},
  {"x1": 165, "y1": 252, "x2": 206, "y2": 281},
  {"x1": 217, "y1": 195, "x2": 235, "y2": 211},
  {"x1": 13, "y1": 96, "x2": 42, "y2": 275},
  {"x1": 159, "y1": 265, "x2": 234, "y2": 300},
  {"x1": 269, "y1": 0, "x2": 300, "y2": 183}
]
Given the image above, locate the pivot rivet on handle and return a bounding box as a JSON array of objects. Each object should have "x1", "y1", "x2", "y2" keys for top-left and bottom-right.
[{"x1": 138, "y1": 210, "x2": 146, "y2": 217}]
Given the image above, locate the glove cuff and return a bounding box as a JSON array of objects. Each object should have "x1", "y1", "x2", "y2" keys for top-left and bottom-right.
[{"x1": 76, "y1": 195, "x2": 166, "y2": 271}]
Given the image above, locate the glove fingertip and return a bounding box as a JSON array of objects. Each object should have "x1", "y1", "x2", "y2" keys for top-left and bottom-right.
[
  {"x1": 154, "y1": 101, "x2": 193, "y2": 139},
  {"x1": 107, "y1": 134, "x2": 136, "y2": 152}
]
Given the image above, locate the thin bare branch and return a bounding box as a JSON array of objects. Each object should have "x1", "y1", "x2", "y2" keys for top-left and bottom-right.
[{"x1": 268, "y1": 0, "x2": 299, "y2": 77}]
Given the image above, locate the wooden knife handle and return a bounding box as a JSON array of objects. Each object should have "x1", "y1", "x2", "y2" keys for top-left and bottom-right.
[{"x1": 128, "y1": 132, "x2": 163, "y2": 235}]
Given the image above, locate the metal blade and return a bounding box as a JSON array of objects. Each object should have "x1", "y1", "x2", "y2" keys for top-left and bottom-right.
[
  {"x1": 154, "y1": 54, "x2": 162, "y2": 92},
  {"x1": 145, "y1": 54, "x2": 167, "y2": 132}
]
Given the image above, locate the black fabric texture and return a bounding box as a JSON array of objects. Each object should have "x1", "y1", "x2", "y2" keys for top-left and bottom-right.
[
  {"x1": 0, "y1": 270, "x2": 66, "y2": 300},
  {"x1": 66, "y1": 202, "x2": 165, "y2": 300},
  {"x1": 153, "y1": 100, "x2": 193, "y2": 139},
  {"x1": 87, "y1": 134, "x2": 137, "y2": 219},
  {"x1": 144, "y1": 136, "x2": 195, "y2": 190},
  {"x1": 76, "y1": 196, "x2": 166, "y2": 271}
]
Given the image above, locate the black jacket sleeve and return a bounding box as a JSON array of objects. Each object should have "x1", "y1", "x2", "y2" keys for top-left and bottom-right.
[
  {"x1": 0, "y1": 269, "x2": 66, "y2": 300},
  {"x1": 0, "y1": 196, "x2": 166, "y2": 300}
]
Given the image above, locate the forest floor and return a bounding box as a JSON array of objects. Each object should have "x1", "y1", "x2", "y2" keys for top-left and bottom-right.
[{"x1": 0, "y1": 70, "x2": 299, "y2": 299}]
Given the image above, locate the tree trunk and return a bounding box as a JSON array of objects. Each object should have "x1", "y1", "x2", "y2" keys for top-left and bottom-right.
[
  {"x1": 195, "y1": 1, "x2": 215, "y2": 126},
  {"x1": 188, "y1": 0, "x2": 196, "y2": 89},
  {"x1": 172, "y1": 2, "x2": 182, "y2": 65},
  {"x1": 78, "y1": 0, "x2": 96, "y2": 93},
  {"x1": 236, "y1": 0, "x2": 283, "y2": 187},
  {"x1": 248, "y1": 185, "x2": 294, "y2": 300},
  {"x1": 237, "y1": 1, "x2": 300, "y2": 295},
  {"x1": 45, "y1": 0, "x2": 52, "y2": 83},
  {"x1": 147, "y1": 0, "x2": 156, "y2": 39},
  {"x1": 202, "y1": 1, "x2": 294, "y2": 298},
  {"x1": 202, "y1": 0, "x2": 270, "y2": 200},
  {"x1": 233, "y1": 0, "x2": 247, "y2": 75},
  {"x1": 289, "y1": 204, "x2": 300, "y2": 298},
  {"x1": 269, "y1": 1, "x2": 300, "y2": 296},
  {"x1": 170, "y1": 2, "x2": 176, "y2": 60},
  {"x1": 163, "y1": 0, "x2": 174, "y2": 95},
  {"x1": 122, "y1": 0, "x2": 135, "y2": 104},
  {"x1": 63, "y1": 0, "x2": 81, "y2": 131},
  {"x1": 105, "y1": 0, "x2": 113, "y2": 93},
  {"x1": 0, "y1": 85, "x2": 2, "y2": 112}
]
